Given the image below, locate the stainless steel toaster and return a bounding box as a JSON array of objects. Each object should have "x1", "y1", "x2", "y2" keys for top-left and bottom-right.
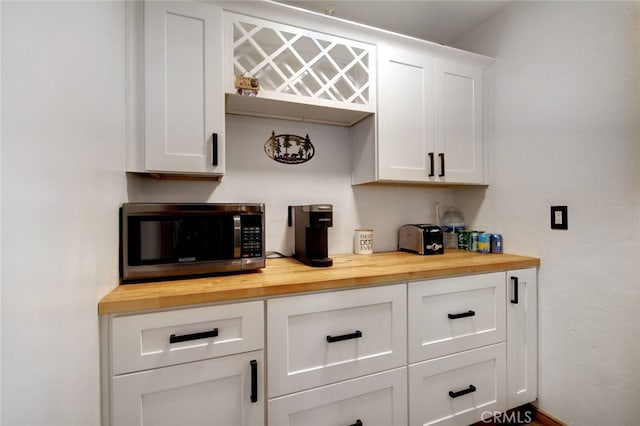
[{"x1": 398, "y1": 224, "x2": 444, "y2": 255}]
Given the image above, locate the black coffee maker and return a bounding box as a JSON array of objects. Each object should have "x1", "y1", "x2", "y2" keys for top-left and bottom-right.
[{"x1": 288, "y1": 204, "x2": 333, "y2": 267}]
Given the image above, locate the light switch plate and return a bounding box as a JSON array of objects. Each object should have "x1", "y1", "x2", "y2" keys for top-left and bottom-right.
[{"x1": 550, "y1": 206, "x2": 568, "y2": 230}]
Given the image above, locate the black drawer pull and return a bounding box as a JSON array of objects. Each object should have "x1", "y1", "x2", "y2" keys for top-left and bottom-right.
[
  {"x1": 349, "y1": 420, "x2": 363, "y2": 426},
  {"x1": 169, "y1": 328, "x2": 218, "y2": 344},
  {"x1": 510, "y1": 276, "x2": 519, "y2": 304},
  {"x1": 326, "y1": 330, "x2": 363, "y2": 343},
  {"x1": 211, "y1": 133, "x2": 218, "y2": 166},
  {"x1": 448, "y1": 310, "x2": 476, "y2": 320},
  {"x1": 250, "y1": 360, "x2": 258, "y2": 403},
  {"x1": 439, "y1": 152, "x2": 445, "y2": 177},
  {"x1": 449, "y1": 384, "x2": 476, "y2": 398},
  {"x1": 428, "y1": 152, "x2": 435, "y2": 177}
]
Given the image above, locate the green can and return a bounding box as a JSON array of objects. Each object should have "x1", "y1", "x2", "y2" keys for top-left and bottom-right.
[{"x1": 458, "y1": 231, "x2": 469, "y2": 250}]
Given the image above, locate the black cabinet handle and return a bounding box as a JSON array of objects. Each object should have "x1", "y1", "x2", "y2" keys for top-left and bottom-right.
[
  {"x1": 211, "y1": 133, "x2": 218, "y2": 166},
  {"x1": 326, "y1": 330, "x2": 363, "y2": 343},
  {"x1": 449, "y1": 384, "x2": 476, "y2": 398},
  {"x1": 428, "y1": 152, "x2": 435, "y2": 177},
  {"x1": 169, "y1": 328, "x2": 218, "y2": 344},
  {"x1": 349, "y1": 420, "x2": 363, "y2": 426},
  {"x1": 439, "y1": 153, "x2": 445, "y2": 177},
  {"x1": 250, "y1": 360, "x2": 258, "y2": 403},
  {"x1": 511, "y1": 276, "x2": 519, "y2": 304},
  {"x1": 448, "y1": 310, "x2": 475, "y2": 320}
]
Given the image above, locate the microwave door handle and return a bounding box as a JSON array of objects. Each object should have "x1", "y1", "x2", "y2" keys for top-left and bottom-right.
[{"x1": 233, "y1": 215, "x2": 241, "y2": 258}]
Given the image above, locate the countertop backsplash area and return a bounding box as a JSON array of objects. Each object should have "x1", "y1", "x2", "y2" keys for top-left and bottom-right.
[{"x1": 127, "y1": 114, "x2": 454, "y2": 255}]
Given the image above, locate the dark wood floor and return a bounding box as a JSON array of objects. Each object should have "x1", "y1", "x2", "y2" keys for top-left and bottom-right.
[{"x1": 470, "y1": 403, "x2": 563, "y2": 426}]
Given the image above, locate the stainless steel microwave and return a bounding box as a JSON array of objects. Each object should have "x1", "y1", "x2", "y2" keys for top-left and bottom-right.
[{"x1": 120, "y1": 203, "x2": 265, "y2": 282}]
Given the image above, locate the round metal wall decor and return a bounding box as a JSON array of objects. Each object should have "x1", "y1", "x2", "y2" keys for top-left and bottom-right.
[{"x1": 264, "y1": 131, "x2": 315, "y2": 165}]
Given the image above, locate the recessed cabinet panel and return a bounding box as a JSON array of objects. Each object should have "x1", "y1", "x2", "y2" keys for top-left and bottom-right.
[
  {"x1": 408, "y1": 272, "x2": 505, "y2": 363},
  {"x1": 112, "y1": 351, "x2": 263, "y2": 426},
  {"x1": 409, "y1": 343, "x2": 506, "y2": 426},
  {"x1": 144, "y1": 1, "x2": 224, "y2": 174},
  {"x1": 112, "y1": 301, "x2": 263, "y2": 375},
  {"x1": 267, "y1": 284, "x2": 406, "y2": 397},
  {"x1": 268, "y1": 367, "x2": 407, "y2": 426}
]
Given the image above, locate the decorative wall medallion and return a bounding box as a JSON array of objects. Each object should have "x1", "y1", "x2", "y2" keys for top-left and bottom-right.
[{"x1": 264, "y1": 132, "x2": 315, "y2": 164}]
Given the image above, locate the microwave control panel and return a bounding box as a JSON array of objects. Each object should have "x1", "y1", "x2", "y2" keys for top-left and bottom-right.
[{"x1": 241, "y1": 215, "x2": 263, "y2": 258}]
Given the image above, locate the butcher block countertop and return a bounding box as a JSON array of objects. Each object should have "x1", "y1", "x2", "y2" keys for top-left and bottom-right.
[{"x1": 98, "y1": 250, "x2": 539, "y2": 315}]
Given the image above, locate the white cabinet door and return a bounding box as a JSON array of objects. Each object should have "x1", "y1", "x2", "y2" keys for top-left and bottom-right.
[
  {"x1": 268, "y1": 367, "x2": 407, "y2": 426},
  {"x1": 267, "y1": 284, "x2": 407, "y2": 397},
  {"x1": 112, "y1": 350, "x2": 264, "y2": 426},
  {"x1": 409, "y1": 343, "x2": 507, "y2": 426},
  {"x1": 377, "y1": 45, "x2": 435, "y2": 182},
  {"x1": 408, "y1": 272, "x2": 506, "y2": 363},
  {"x1": 144, "y1": 1, "x2": 224, "y2": 175},
  {"x1": 434, "y1": 60, "x2": 484, "y2": 184},
  {"x1": 506, "y1": 268, "x2": 538, "y2": 409}
]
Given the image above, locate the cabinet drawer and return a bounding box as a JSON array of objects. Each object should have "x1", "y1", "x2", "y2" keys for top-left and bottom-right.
[
  {"x1": 408, "y1": 272, "x2": 505, "y2": 363},
  {"x1": 267, "y1": 284, "x2": 406, "y2": 397},
  {"x1": 268, "y1": 367, "x2": 407, "y2": 426},
  {"x1": 409, "y1": 343, "x2": 506, "y2": 426},
  {"x1": 111, "y1": 301, "x2": 263, "y2": 375}
]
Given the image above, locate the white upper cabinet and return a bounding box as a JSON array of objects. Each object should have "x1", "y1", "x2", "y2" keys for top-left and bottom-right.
[
  {"x1": 223, "y1": 11, "x2": 376, "y2": 126},
  {"x1": 127, "y1": 1, "x2": 225, "y2": 177},
  {"x1": 352, "y1": 42, "x2": 492, "y2": 185}
]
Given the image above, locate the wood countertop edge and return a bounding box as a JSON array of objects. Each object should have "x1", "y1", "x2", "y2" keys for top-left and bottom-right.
[{"x1": 98, "y1": 252, "x2": 540, "y2": 315}]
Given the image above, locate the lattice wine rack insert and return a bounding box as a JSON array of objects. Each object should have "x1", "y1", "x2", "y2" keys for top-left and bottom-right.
[{"x1": 228, "y1": 13, "x2": 374, "y2": 109}]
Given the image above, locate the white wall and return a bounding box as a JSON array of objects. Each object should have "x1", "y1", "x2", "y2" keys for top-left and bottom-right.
[
  {"x1": 129, "y1": 114, "x2": 453, "y2": 255},
  {"x1": 1, "y1": 2, "x2": 126, "y2": 425},
  {"x1": 454, "y1": 1, "x2": 640, "y2": 424}
]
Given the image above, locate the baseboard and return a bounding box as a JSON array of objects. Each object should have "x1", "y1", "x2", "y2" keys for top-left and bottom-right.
[
  {"x1": 470, "y1": 403, "x2": 566, "y2": 425},
  {"x1": 533, "y1": 404, "x2": 567, "y2": 426}
]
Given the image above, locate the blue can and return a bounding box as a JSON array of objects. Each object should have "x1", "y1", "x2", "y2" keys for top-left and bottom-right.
[
  {"x1": 478, "y1": 233, "x2": 491, "y2": 253},
  {"x1": 491, "y1": 234, "x2": 503, "y2": 254}
]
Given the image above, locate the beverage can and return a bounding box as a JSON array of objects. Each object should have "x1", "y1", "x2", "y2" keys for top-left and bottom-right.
[
  {"x1": 469, "y1": 232, "x2": 479, "y2": 252},
  {"x1": 458, "y1": 231, "x2": 469, "y2": 250},
  {"x1": 478, "y1": 233, "x2": 491, "y2": 253},
  {"x1": 491, "y1": 234, "x2": 503, "y2": 254}
]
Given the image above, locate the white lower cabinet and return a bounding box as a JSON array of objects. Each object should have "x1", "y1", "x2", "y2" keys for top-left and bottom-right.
[
  {"x1": 269, "y1": 367, "x2": 407, "y2": 426},
  {"x1": 103, "y1": 270, "x2": 537, "y2": 426},
  {"x1": 409, "y1": 344, "x2": 506, "y2": 426},
  {"x1": 112, "y1": 350, "x2": 264, "y2": 426},
  {"x1": 104, "y1": 301, "x2": 264, "y2": 426},
  {"x1": 407, "y1": 269, "x2": 537, "y2": 426}
]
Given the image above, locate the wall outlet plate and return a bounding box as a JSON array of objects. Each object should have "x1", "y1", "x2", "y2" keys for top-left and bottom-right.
[{"x1": 550, "y1": 206, "x2": 568, "y2": 230}]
